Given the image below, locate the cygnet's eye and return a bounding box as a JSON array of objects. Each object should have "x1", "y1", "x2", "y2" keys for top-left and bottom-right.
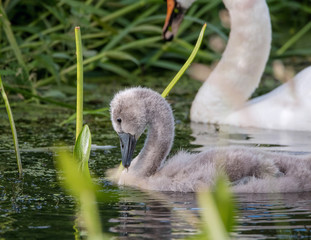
[{"x1": 117, "y1": 118, "x2": 122, "y2": 123}]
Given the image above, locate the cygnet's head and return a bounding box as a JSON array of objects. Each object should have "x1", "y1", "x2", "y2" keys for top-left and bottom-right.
[
  {"x1": 110, "y1": 88, "x2": 150, "y2": 168},
  {"x1": 111, "y1": 87, "x2": 174, "y2": 169},
  {"x1": 162, "y1": 0, "x2": 196, "y2": 40}
]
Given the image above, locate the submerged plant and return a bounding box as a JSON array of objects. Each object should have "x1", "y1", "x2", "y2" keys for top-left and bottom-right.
[{"x1": 0, "y1": 74, "x2": 22, "y2": 176}]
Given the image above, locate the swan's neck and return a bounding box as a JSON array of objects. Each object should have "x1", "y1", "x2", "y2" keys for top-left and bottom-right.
[
  {"x1": 191, "y1": 0, "x2": 271, "y2": 123},
  {"x1": 131, "y1": 103, "x2": 174, "y2": 177}
]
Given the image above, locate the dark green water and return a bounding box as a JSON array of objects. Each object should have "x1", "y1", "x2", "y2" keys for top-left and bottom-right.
[{"x1": 1, "y1": 89, "x2": 311, "y2": 239}]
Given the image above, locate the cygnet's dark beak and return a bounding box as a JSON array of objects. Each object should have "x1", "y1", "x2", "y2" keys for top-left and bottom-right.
[
  {"x1": 118, "y1": 132, "x2": 137, "y2": 168},
  {"x1": 162, "y1": 0, "x2": 186, "y2": 41}
]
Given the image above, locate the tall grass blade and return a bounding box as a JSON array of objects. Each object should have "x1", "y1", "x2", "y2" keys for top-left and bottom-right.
[
  {"x1": 60, "y1": 107, "x2": 109, "y2": 126},
  {"x1": 0, "y1": 75, "x2": 22, "y2": 176},
  {"x1": 161, "y1": 23, "x2": 207, "y2": 98},
  {"x1": 277, "y1": 21, "x2": 311, "y2": 56},
  {"x1": 96, "y1": 0, "x2": 159, "y2": 25},
  {"x1": 0, "y1": 3, "x2": 29, "y2": 80},
  {"x1": 75, "y1": 26, "x2": 84, "y2": 140}
]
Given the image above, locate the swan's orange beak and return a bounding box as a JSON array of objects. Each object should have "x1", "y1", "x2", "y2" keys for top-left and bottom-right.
[
  {"x1": 118, "y1": 132, "x2": 137, "y2": 168},
  {"x1": 162, "y1": 0, "x2": 185, "y2": 41}
]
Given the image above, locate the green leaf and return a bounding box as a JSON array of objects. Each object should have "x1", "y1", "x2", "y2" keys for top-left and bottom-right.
[
  {"x1": 60, "y1": 108, "x2": 109, "y2": 126},
  {"x1": 105, "y1": 51, "x2": 140, "y2": 66},
  {"x1": 98, "y1": 62, "x2": 135, "y2": 79},
  {"x1": 73, "y1": 125, "x2": 92, "y2": 177}
]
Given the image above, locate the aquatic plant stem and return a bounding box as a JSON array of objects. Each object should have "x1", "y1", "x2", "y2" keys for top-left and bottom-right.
[
  {"x1": 0, "y1": 75, "x2": 22, "y2": 176},
  {"x1": 161, "y1": 23, "x2": 207, "y2": 98},
  {"x1": 75, "y1": 26, "x2": 83, "y2": 140}
]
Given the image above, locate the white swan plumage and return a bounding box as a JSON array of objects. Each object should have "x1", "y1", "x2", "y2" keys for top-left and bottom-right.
[
  {"x1": 163, "y1": 0, "x2": 311, "y2": 131},
  {"x1": 108, "y1": 87, "x2": 311, "y2": 193}
]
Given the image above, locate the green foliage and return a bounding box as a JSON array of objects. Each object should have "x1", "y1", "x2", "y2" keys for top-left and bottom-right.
[{"x1": 1, "y1": 0, "x2": 309, "y2": 102}]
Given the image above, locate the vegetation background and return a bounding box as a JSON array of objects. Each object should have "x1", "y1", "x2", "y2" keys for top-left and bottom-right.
[{"x1": 0, "y1": 0, "x2": 310, "y2": 110}]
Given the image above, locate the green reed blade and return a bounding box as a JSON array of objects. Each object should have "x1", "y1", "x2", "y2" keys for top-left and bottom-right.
[
  {"x1": 161, "y1": 23, "x2": 207, "y2": 98},
  {"x1": 277, "y1": 21, "x2": 311, "y2": 56},
  {"x1": 0, "y1": 75, "x2": 22, "y2": 176},
  {"x1": 95, "y1": 0, "x2": 160, "y2": 26},
  {"x1": 0, "y1": 3, "x2": 29, "y2": 82},
  {"x1": 75, "y1": 26, "x2": 84, "y2": 140},
  {"x1": 60, "y1": 107, "x2": 109, "y2": 126}
]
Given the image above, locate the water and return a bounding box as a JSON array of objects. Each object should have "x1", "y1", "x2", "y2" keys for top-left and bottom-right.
[{"x1": 1, "y1": 102, "x2": 311, "y2": 239}]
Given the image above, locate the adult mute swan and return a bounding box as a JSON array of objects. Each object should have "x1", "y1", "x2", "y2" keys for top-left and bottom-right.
[
  {"x1": 108, "y1": 87, "x2": 311, "y2": 193},
  {"x1": 162, "y1": 0, "x2": 311, "y2": 131}
]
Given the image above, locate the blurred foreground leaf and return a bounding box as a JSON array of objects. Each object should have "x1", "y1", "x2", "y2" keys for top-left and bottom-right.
[
  {"x1": 194, "y1": 175, "x2": 236, "y2": 240},
  {"x1": 55, "y1": 149, "x2": 106, "y2": 240}
]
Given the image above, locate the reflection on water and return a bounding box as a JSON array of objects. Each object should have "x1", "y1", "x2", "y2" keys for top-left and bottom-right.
[
  {"x1": 106, "y1": 190, "x2": 199, "y2": 239},
  {"x1": 101, "y1": 189, "x2": 311, "y2": 239},
  {"x1": 236, "y1": 192, "x2": 311, "y2": 239},
  {"x1": 191, "y1": 122, "x2": 311, "y2": 154},
  {"x1": 1, "y1": 105, "x2": 311, "y2": 239}
]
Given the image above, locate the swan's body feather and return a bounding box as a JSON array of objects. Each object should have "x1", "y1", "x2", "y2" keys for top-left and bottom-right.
[{"x1": 225, "y1": 66, "x2": 311, "y2": 130}]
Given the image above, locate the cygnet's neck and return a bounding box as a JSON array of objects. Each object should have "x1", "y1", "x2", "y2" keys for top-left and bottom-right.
[
  {"x1": 191, "y1": 0, "x2": 271, "y2": 123},
  {"x1": 131, "y1": 96, "x2": 175, "y2": 177}
]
